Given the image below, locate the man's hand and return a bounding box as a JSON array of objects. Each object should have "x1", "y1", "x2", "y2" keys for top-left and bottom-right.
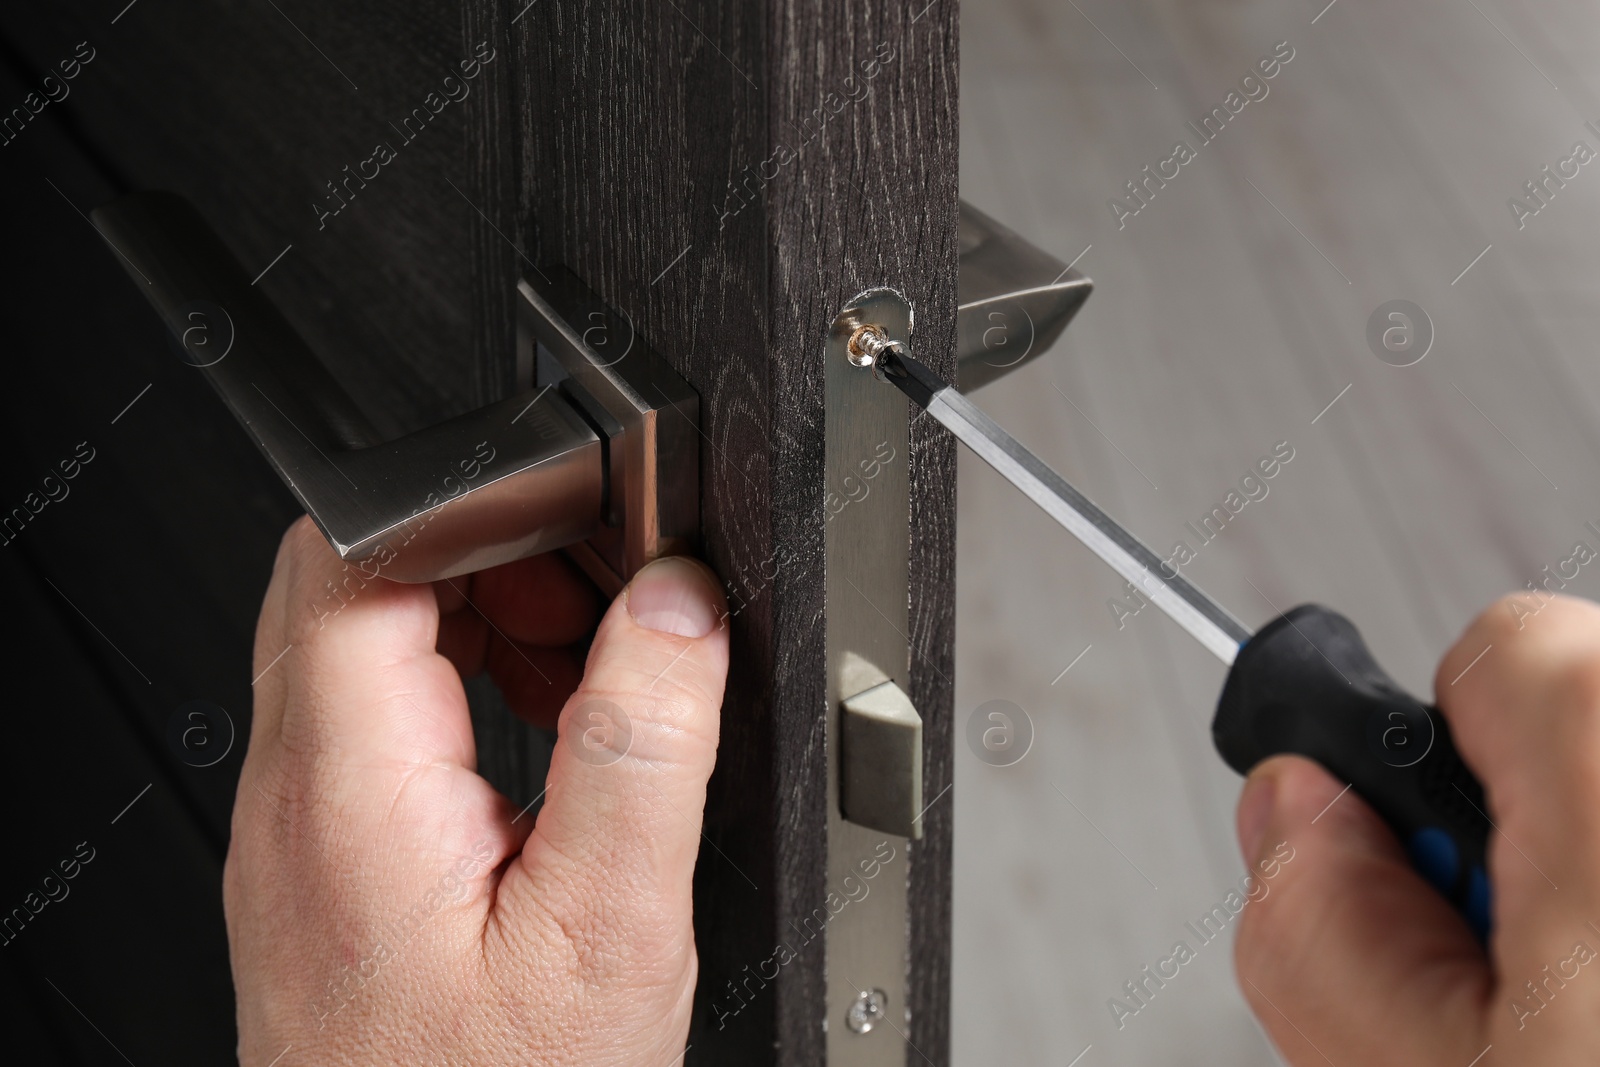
[
  {"x1": 225, "y1": 517, "x2": 729, "y2": 1065},
  {"x1": 1234, "y1": 593, "x2": 1600, "y2": 1065}
]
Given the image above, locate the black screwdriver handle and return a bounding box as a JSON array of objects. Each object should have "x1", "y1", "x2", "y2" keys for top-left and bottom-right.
[{"x1": 1213, "y1": 604, "x2": 1492, "y2": 938}]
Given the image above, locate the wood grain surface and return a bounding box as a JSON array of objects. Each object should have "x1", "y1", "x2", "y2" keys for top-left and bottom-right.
[
  {"x1": 955, "y1": 0, "x2": 1600, "y2": 1063},
  {"x1": 518, "y1": 2, "x2": 958, "y2": 1061},
  {"x1": 0, "y1": 0, "x2": 514, "y2": 432}
]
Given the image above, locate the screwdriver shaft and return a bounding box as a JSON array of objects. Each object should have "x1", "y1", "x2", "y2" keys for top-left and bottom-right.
[{"x1": 879, "y1": 347, "x2": 1251, "y2": 664}]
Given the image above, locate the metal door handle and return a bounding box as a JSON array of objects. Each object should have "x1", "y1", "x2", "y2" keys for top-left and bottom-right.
[
  {"x1": 955, "y1": 200, "x2": 1092, "y2": 392},
  {"x1": 91, "y1": 192, "x2": 698, "y2": 591}
]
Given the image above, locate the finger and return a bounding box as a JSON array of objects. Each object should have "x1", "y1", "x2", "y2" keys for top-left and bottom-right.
[
  {"x1": 1233, "y1": 756, "x2": 1489, "y2": 1067},
  {"x1": 447, "y1": 553, "x2": 600, "y2": 648},
  {"x1": 494, "y1": 555, "x2": 728, "y2": 955},
  {"x1": 260, "y1": 516, "x2": 475, "y2": 773},
  {"x1": 1435, "y1": 594, "x2": 1600, "y2": 979},
  {"x1": 485, "y1": 638, "x2": 584, "y2": 729},
  {"x1": 247, "y1": 517, "x2": 303, "y2": 746},
  {"x1": 436, "y1": 615, "x2": 583, "y2": 726},
  {"x1": 238, "y1": 518, "x2": 522, "y2": 914},
  {"x1": 434, "y1": 552, "x2": 599, "y2": 686}
]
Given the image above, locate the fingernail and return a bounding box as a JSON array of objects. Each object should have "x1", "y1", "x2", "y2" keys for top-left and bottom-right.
[
  {"x1": 1237, "y1": 774, "x2": 1276, "y2": 864},
  {"x1": 627, "y1": 556, "x2": 721, "y2": 638}
]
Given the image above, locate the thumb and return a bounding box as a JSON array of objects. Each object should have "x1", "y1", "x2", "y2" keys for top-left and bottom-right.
[
  {"x1": 1232, "y1": 756, "x2": 1491, "y2": 1066},
  {"x1": 496, "y1": 555, "x2": 729, "y2": 955}
]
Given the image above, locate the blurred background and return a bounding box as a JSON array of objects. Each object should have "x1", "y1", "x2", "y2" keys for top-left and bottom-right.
[{"x1": 953, "y1": 0, "x2": 1600, "y2": 1062}]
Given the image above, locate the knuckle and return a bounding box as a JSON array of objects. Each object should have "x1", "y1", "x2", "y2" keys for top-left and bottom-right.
[
  {"x1": 1540, "y1": 595, "x2": 1600, "y2": 652},
  {"x1": 233, "y1": 756, "x2": 345, "y2": 863},
  {"x1": 564, "y1": 681, "x2": 717, "y2": 771},
  {"x1": 1483, "y1": 592, "x2": 1533, "y2": 635},
  {"x1": 571, "y1": 645, "x2": 722, "y2": 730},
  {"x1": 1521, "y1": 600, "x2": 1600, "y2": 717},
  {"x1": 1550, "y1": 654, "x2": 1600, "y2": 729},
  {"x1": 1457, "y1": 592, "x2": 1534, "y2": 655},
  {"x1": 637, "y1": 669, "x2": 719, "y2": 729},
  {"x1": 1483, "y1": 590, "x2": 1600, "y2": 646},
  {"x1": 1440, "y1": 593, "x2": 1600, "y2": 701}
]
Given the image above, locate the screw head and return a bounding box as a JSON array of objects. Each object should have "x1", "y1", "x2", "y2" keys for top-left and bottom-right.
[
  {"x1": 846, "y1": 988, "x2": 889, "y2": 1034},
  {"x1": 847, "y1": 324, "x2": 887, "y2": 367}
]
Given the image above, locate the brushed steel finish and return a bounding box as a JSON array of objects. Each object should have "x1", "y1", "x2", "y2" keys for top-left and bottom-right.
[
  {"x1": 91, "y1": 192, "x2": 604, "y2": 582},
  {"x1": 955, "y1": 200, "x2": 1093, "y2": 392},
  {"x1": 825, "y1": 289, "x2": 915, "y2": 1067},
  {"x1": 91, "y1": 193, "x2": 700, "y2": 588},
  {"x1": 518, "y1": 270, "x2": 700, "y2": 596},
  {"x1": 883, "y1": 347, "x2": 1251, "y2": 664},
  {"x1": 841, "y1": 679, "x2": 924, "y2": 839}
]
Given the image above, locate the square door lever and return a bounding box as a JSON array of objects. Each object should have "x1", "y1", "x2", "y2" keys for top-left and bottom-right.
[
  {"x1": 91, "y1": 192, "x2": 698, "y2": 592},
  {"x1": 955, "y1": 200, "x2": 1093, "y2": 392}
]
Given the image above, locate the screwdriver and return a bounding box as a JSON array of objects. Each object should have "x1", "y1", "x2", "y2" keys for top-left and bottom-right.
[{"x1": 856, "y1": 331, "x2": 1493, "y2": 938}]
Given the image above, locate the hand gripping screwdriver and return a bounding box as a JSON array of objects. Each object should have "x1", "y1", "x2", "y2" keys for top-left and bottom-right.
[{"x1": 858, "y1": 333, "x2": 1493, "y2": 938}]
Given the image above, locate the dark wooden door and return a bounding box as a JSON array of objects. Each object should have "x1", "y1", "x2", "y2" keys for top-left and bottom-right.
[{"x1": 0, "y1": 2, "x2": 958, "y2": 1063}]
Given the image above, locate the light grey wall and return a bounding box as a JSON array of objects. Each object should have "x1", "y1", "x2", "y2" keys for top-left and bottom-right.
[{"x1": 954, "y1": 0, "x2": 1600, "y2": 1061}]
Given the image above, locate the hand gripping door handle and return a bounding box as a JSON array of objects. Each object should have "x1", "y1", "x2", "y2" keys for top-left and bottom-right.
[{"x1": 90, "y1": 192, "x2": 699, "y2": 592}]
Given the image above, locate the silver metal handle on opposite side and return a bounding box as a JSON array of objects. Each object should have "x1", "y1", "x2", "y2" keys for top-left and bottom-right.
[{"x1": 956, "y1": 199, "x2": 1093, "y2": 392}]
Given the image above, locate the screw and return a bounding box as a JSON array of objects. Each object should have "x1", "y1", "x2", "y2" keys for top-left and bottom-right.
[
  {"x1": 845, "y1": 988, "x2": 889, "y2": 1034},
  {"x1": 846, "y1": 325, "x2": 906, "y2": 384},
  {"x1": 846, "y1": 323, "x2": 889, "y2": 367}
]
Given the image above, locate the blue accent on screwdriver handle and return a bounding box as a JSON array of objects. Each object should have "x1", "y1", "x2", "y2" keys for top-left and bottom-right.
[{"x1": 1213, "y1": 604, "x2": 1491, "y2": 938}]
